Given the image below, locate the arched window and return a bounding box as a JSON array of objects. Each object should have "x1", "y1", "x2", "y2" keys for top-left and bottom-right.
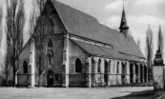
[
  {"x1": 47, "y1": 39, "x2": 54, "y2": 64},
  {"x1": 104, "y1": 60, "x2": 109, "y2": 85},
  {"x1": 47, "y1": 70, "x2": 54, "y2": 87},
  {"x1": 91, "y1": 58, "x2": 95, "y2": 73},
  {"x1": 104, "y1": 61, "x2": 108, "y2": 73},
  {"x1": 23, "y1": 61, "x2": 28, "y2": 73},
  {"x1": 98, "y1": 59, "x2": 101, "y2": 73},
  {"x1": 122, "y1": 62, "x2": 126, "y2": 74},
  {"x1": 48, "y1": 39, "x2": 53, "y2": 48},
  {"x1": 75, "y1": 58, "x2": 82, "y2": 73},
  {"x1": 116, "y1": 62, "x2": 119, "y2": 74},
  {"x1": 109, "y1": 60, "x2": 111, "y2": 74}
]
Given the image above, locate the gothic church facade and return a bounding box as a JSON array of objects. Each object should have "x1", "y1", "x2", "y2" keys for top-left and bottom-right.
[{"x1": 17, "y1": 0, "x2": 148, "y2": 87}]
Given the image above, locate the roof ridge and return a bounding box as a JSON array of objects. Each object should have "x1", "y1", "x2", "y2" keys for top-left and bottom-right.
[
  {"x1": 52, "y1": 0, "x2": 99, "y2": 23},
  {"x1": 32, "y1": 0, "x2": 145, "y2": 60}
]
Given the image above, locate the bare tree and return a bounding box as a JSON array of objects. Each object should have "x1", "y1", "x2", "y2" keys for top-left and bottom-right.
[
  {"x1": 158, "y1": 25, "x2": 163, "y2": 57},
  {"x1": 146, "y1": 25, "x2": 153, "y2": 82},
  {"x1": 5, "y1": 0, "x2": 24, "y2": 86},
  {"x1": 34, "y1": 0, "x2": 46, "y2": 86},
  {"x1": 37, "y1": 0, "x2": 46, "y2": 12}
]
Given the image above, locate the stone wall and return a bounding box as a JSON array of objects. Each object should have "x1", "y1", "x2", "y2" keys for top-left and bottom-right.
[
  {"x1": 17, "y1": 0, "x2": 67, "y2": 87},
  {"x1": 33, "y1": 1, "x2": 66, "y2": 86},
  {"x1": 68, "y1": 40, "x2": 89, "y2": 87},
  {"x1": 35, "y1": 34, "x2": 65, "y2": 86},
  {"x1": 153, "y1": 66, "x2": 164, "y2": 90}
]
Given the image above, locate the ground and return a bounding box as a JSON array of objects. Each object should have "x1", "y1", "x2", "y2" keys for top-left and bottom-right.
[{"x1": 0, "y1": 87, "x2": 164, "y2": 99}]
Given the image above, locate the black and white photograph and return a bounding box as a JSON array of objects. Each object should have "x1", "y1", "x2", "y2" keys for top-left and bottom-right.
[{"x1": 0, "y1": 0, "x2": 164, "y2": 99}]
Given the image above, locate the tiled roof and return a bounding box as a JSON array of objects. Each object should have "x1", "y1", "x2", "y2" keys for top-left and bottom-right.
[
  {"x1": 72, "y1": 39, "x2": 143, "y2": 61},
  {"x1": 49, "y1": 0, "x2": 145, "y2": 60}
]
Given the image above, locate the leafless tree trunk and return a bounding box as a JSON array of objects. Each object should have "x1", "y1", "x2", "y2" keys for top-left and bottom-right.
[
  {"x1": 146, "y1": 25, "x2": 153, "y2": 82},
  {"x1": 34, "y1": 0, "x2": 46, "y2": 87},
  {"x1": 5, "y1": 0, "x2": 24, "y2": 86}
]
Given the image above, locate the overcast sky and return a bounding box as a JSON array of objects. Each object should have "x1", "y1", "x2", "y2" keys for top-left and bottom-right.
[
  {"x1": 0, "y1": 0, "x2": 165, "y2": 62},
  {"x1": 58, "y1": 0, "x2": 165, "y2": 57}
]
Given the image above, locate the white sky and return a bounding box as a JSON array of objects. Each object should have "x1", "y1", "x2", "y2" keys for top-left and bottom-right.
[
  {"x1": 0, "y1": 0, "x2": 165, "y2": 62},
  {"x1": 58, "y1": 0, "x2": 165, "y2": 58}
]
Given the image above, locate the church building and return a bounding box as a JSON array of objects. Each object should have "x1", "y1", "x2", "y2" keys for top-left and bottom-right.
[{"x1": 16, "y1": 0, "x2": 148, "y2": 87}]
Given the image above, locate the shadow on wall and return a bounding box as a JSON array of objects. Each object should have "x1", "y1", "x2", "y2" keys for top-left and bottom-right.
[{"x1": 111, "y1": 90, "x2": 160, "y2": 99}]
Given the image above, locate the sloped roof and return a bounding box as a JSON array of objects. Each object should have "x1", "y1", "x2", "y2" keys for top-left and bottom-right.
[
  {"x1": 72, "y1": 39, "x2": 142, "y2": 61},
  {"x1": 49, "y1": 0, "x2": 145, "y2": 60},
  {"x1": 71, "y1": 40, "x2": 115, "y2": 58}
]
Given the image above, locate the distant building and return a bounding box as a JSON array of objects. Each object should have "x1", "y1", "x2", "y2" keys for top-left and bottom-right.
[{"x1": 17, "y1": 0, "x2": 148, "y2": 87}]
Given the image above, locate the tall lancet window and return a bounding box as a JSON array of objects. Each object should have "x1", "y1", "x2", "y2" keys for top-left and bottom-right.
[
  {"x1": 47, "y1": 39, "x2": 54, "y2": 64},
  {"x1": 23, "y1": 61, "x2": 28, "y2": 74},
  {"x1": 48, "y1": 39, "x2": 53, "y2": 48}
]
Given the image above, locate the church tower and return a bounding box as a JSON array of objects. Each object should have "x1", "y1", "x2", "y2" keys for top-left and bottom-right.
[
  {"x1": 154, "y1": 25, "x2": 164, "y2": 65},
  {"x1": 119, "y1": 0, "x2": 129, "y2": 35},
  {"x1": 153, "y1": 25, "x2": 164, "y2": 90}
]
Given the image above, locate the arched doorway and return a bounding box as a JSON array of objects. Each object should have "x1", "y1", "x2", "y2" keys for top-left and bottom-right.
[
  {"x1": 74, "y1": 58, "x2": 88, "y2": 87},
  {"x1": 47, "y1": 70, "x2": 54, "y2": 87},
  {"x1": 104, "y1": 60, "x2": 109, "y2": 86},
  {"x1": 144, "y1": 66, "x2": 147, "y2": 83},
  {"x1": 91, "y1": 58, "x2": 95, "y2": 87},
  {"x1": 130, "y1": 63, "x2": 133, "y2": 83},
  {"x1": 140, "y1": 64, "x2": 143, "y2": 83},
  {"x1": 121, "y1": 62, "x2": 127, "y2": 84},
  {"x1": 135, "y1": 64, "x2": 139, "y2": 83},
  {"x1": 75, "y1": 58, "x2": 82, "y2": 73},
  {"x1": 98, "y1": 59, "x2": 101, "y2": 86},
  {"x1": 98, "y1": 59, "x2": 101, "y2": 73},
  {"x1": 19, "y1": 61, "x2": 29, "y2": 86}
]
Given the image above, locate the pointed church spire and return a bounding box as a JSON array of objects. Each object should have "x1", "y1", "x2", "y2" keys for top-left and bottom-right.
[{"x1": 119, "y1": 0, "x2": 129, "y2": 35}]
